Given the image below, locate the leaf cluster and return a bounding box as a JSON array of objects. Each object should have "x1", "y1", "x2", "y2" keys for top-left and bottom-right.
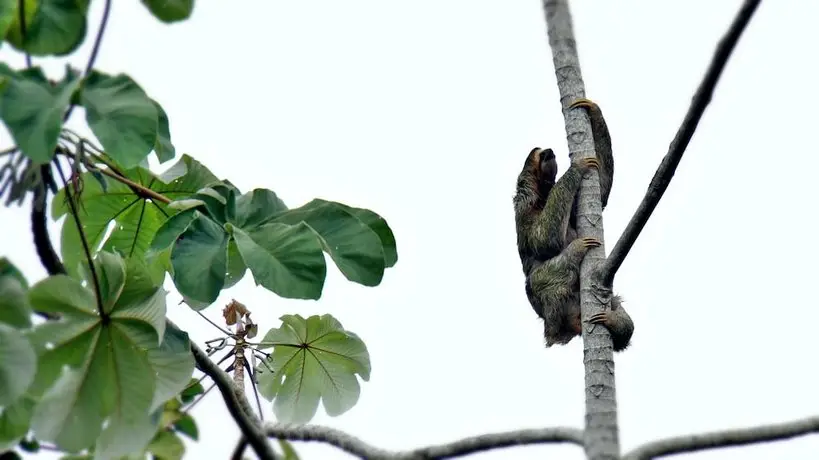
[
  {"x1": 0, "y1": 1, "x2": 398, "y2": 458},
  {"x1": 0, "y1": 255, "x2": 196, "y2": 459}
]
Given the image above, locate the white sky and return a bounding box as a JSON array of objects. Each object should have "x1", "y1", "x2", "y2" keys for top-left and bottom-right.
[{"x1": 2, "y1": 1, "x2": 818, "y2": 459}]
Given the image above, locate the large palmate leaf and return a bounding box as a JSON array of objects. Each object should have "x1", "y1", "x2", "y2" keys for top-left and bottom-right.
[
  {"x1": 25, "y1": 252, "x2": 172, "y2": 453},
  {"x1": 0, "y1": 65, "x2": 80, "y2": 163},
  {"x1": 256, "y1": 314, "x2": 371, "y2": 424},
  {"x1": 52, "y1": 155, "x2": 219, "y2": 280},
  {"x1": 156, "y1": 187, "x2": 398, "y2": 305},
  {"x1": 5, "y1": 0, "x2": 89, "y2": 56}
]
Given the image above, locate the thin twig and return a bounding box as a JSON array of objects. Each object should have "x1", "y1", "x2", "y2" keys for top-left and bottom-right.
[
  {"x1": 599, "y1": 0, "x2": 762, "y2": 286},
  {"x1": 243, "y1": 358, "x2": 265, "y2": 417},
  {"x1": 84, "y1": 0, "x2": 112, "y2": 76},
  {"x1": 197, "y1": 310, "x2": 234, "y2": 337},
  {"x1": 186, "y1": 329, "x2": 278, "y2": 460},
  {"x1": 181, "y1": 382, "x2": 216, "y2": 414},
  {"x1": 54, "y1": 139, "x2": 168, "y2": 204},
  {"x1": 62, "y1": 0, "x2": 113, "y2": 122},
  {"x1": 18, "y1": 0, "x2": 32, "y2": 68},
  {"x1": 622, "y1": 415, "x2": 819, "y2": 460},
  {"x1": 53, "y1": 159, "x2": 104, "y2": 316},
  {"x1": 265, "y1": 423, "x2": 584, "y2": 460},
  {"x1": 88, "y1": 162, "x2": 171, "y2": 204},
  {"x1": 230, "y1": 438, "x2": 249, "y2": 460}
]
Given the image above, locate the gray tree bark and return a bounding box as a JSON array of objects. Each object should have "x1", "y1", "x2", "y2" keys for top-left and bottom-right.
[{"x1": 542, "y1": 1, "x2": 620, "y2": 459}]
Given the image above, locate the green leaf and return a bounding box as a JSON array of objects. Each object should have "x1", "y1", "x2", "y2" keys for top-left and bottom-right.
[
  {"x1": 279, "y1": 439, "x2": 301, "y2": 460},
  {"x1": 0, "y1": 396, "x2": 36, "y2": 452},
  {"x1": 189, "y1": 185, "x2": 230, "y2": 223},
  {"x1": 0, "y1": 66, "x2": 80, "y2": 163},
  {"x1": 28, "y1": 274, "x2": 97, "y2": 316},
  {"x1": 150, "y1": 208, "x2": 199, "y2": 253},
  {"x1": 272, "y1": 199, "x2": 386, "y2": 286},
  {"x1": 146, "y1": 322, "x2": 194, "y2": 411},
  {"x1": 141, "y1": 0, "x2": 194, "y2": 23},
  {"x1": 52, "y1": 155, "x2": 219, "y2": 280},
  {"x1": 5, "y1": 0, "x2": 88, "y2": 56},
  {"x1": 0, "y1": 0, "x2": 16, "y2": 41},
  {"x1": 232, "y1": 188, "x2": 288, "y2": 229},
  {"x1": 179, "y1": 379, "x2": 204, "y2": 404},
  {"x1": 29, "y1": 325, "x2": 157, "y2": 452},
  {"x1": 81, "y1": 251, "x2": 126, "y2": 315},
  {"x1": 233, "y1": 223, "x2": 326, "y2": 300},
  {"x1": 223, "y1": 239, "x2": 246, "y2": 289},
  {"x1": 25, "y1": 254, "x2": 169, "y2": 452},
  {"x1": 170, "y1": 214, "x2": 228, "y2": 303},
  {"x1": 156, "y1": 154, "x2": 219, "y2": 187},
  {"x1": 151, "y1": 99, "x2": 175, "y2": 163},
  {"x1": 172, "y1": 413, "x2": 198, "y2": 440},
  {"x1": 80, "y1": 71, "x2": 158, "y2": 168},
  {"x1": 26, "y1": 322, "x2": 100, "y2": 398},
  {"x1": 94, "y1": 409, "x2": 161, "y2": 460},
  {"x1": 0, "y1": 258, "x2": 33, "y2": 328},
  {"x1": 0, "y1": 257, "x2": 28, "y2": 289},
  {"x1": 147, "y1": 430, "x2": 185, "y2": 460},
  {"x1": 112, "y1": 257, "x2": 167, "y2": 343},
  {"x1": 340, "y1": 204, "x2": 398, "y2": 268},
  {"x1": 0, "y1": 324, "x2": 37, "y2": 406},
  {"x1": 256, "y1": 314, "x2": 371, "y2": 423}
]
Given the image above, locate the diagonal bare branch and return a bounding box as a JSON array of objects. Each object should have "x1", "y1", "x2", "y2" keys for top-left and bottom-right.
[
  {"x1": 600, "y1": 0, "x2": 762, "y2": 286},
  {"x1": 265, "y1": 423, "x2": 583, "y2": 459},
  {"x1": 622, "y1": 415, "x2": 819, "y2": 460}
]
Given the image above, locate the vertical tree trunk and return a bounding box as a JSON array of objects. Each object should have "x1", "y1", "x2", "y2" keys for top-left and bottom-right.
[{"x1": 542, "y1": 1, "x2": 620, "y2": 459}]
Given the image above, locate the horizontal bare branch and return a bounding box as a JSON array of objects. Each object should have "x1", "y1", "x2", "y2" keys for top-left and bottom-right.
[
  {"x1": 623, "y1": 415, "x2": 819, "y2": 460},
  {"x1": 265, "y1": 422, "x2": 583, "y2": 459},
  {"x1": 600, "y1": 0, "x2": 762, "y2": 286}
]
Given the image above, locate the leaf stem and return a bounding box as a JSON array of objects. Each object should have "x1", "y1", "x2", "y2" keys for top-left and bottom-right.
[
  {"x1": 90, "y1": 163, "x2": 171, "y2": 204},
  {"x1": 53, "y1": 158, "x2": 105, "y2": 316},
  {"x1": 196, "y1": 310, "x2": 234, "y2": 337}
]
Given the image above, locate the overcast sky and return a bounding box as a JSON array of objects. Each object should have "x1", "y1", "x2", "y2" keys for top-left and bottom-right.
[{"x1": 2, "y1": 1, "x2": 818, "y2": 459}]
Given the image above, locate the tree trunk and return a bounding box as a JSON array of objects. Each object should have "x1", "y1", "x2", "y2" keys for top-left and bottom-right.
[{"x1": 542, "y1": 1, "x2": 620, "y2": 459}]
